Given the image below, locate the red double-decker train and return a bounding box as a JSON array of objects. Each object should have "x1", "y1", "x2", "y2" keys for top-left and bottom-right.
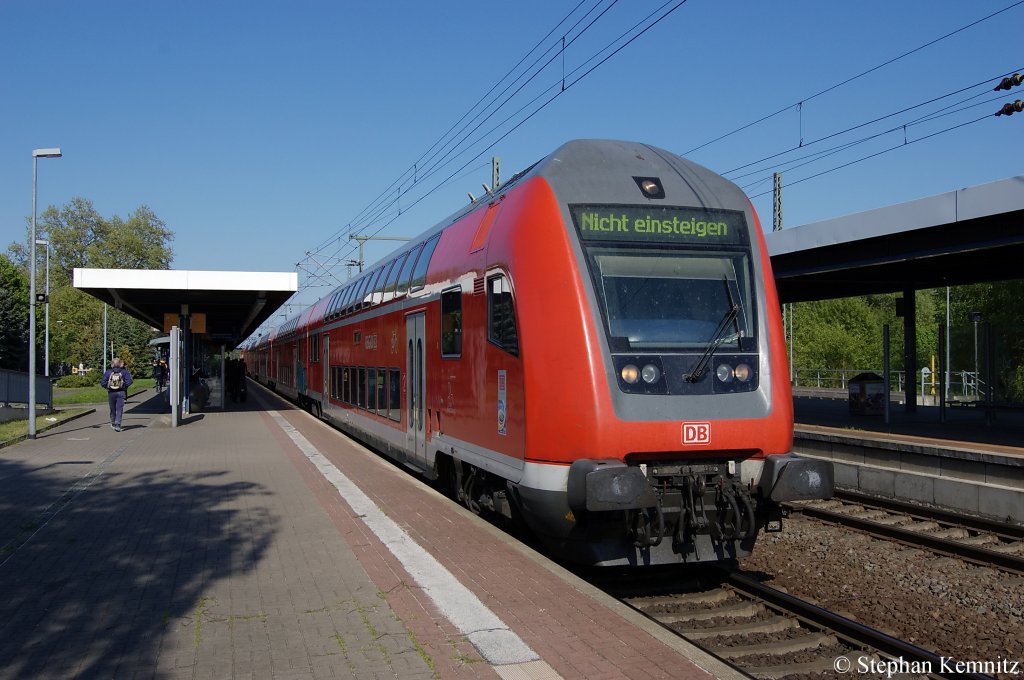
[{"x1": 246, "y1": 139, "x2": 833, "y2": 566}]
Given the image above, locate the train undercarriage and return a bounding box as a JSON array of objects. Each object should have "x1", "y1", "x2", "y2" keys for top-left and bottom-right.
[{"x1": 439, "y1": 453, "x2": 832, "y2": 567}]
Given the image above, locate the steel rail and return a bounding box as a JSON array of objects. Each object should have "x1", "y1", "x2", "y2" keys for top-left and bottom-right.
[
  {"x1": 724, "y1": 571, "x2": 995, "y2": 680},
  {"x1": 789, "y1": 500, "x2": 1024, "y2": 575},
  {"x1": 833, "y1": 489, "x2": 1024, "y2": 538}
]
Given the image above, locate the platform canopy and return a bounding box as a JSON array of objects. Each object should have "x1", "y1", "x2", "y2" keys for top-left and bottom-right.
[
  {"x1": 766, "y1": 176, "x2": 1024, "y2": 302},
  {"x1": 73, "y1": 268, "x2": 297, "y2": 348}
]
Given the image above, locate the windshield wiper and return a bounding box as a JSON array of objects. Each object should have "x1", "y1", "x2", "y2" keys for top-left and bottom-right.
[
  {"x1": 685, "y1": 305, "x2": 739, "y2": 382},
  {"x1": 685, "y1": 277, "x2": 742, "y2": 383}
]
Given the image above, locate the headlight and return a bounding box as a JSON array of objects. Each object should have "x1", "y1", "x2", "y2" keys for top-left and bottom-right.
[
  {"x1": 715, "y1": 363, "x2": 733, "y2": 382},
  {"x1": 734, "y1": 363, "x2": 752, "y2": 382},
  {"x1": 621, "y1": 364, "x2": 640, "y2": 384},
  {"x1": 641, "y1": 364, "x2": 661, "y2": 384}
]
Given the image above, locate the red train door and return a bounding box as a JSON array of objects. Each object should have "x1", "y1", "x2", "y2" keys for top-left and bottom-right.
[
  {"x1": 406, "y1": 312, "x2": 426, "y2": 467},
  {"x1": 322, "y1": 334, "x2": 330, "y2": 410}
]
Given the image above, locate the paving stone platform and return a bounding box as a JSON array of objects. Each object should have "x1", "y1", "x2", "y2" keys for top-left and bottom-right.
[{"x1": 0, "y1": 386, "x2": 737, "y2": 680}]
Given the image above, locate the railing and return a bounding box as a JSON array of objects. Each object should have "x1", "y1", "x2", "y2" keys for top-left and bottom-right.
[
  {"x1": 793, "y1": 368, "x2": 986, "y2": 399},
  {"x1": 0, "y1": 368, "x2": 53, "y2": 408},
  {"x1": 793, "y1": 368, "x2": 905, "y2": 393}
]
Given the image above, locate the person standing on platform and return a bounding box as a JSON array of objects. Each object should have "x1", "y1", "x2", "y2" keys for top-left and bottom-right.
[{"x1": 101, "y1": 357, "x2": 133, "y2": 432}]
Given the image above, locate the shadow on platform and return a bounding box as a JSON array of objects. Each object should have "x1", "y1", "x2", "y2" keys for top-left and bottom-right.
[{"x1": 0, "y1": 455, "x2": 278, "y2": 678}]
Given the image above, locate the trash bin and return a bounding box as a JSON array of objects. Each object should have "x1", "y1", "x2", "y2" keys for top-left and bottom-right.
[{"x1": 848, "y1": 372, "x2": 885, "y2": 416}]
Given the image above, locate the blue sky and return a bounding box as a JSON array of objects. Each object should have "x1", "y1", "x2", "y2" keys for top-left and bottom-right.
[{"x1": 3, "y1": 1, "x2": 1022, "y2": 316}]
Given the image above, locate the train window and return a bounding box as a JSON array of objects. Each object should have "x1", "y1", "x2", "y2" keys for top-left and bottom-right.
[
  {"x1": 342, "y1": 281, "x2": 357, "y2": 314},
  {"x1": 371, "y1": 261, "x2": 395, "y2": 305},
  {"x1": 487, "y1": 274, "x2": 519, "y2": 356},
  {"x1": 367, "y1": 368, "x2": 377, "y2": 411},
  {"x1": 375, "y1": 368, "x2": 387, "y2": 417},
  {"x1": 343, "y1": 367, "x2": 351, "y2": 404},
  {"x1": 410, "y1": 234, "x2": 441, "y2": 293},
  {"x1": 350, "y1": 277, "x2": 370, "y2": 313},
  {"x1": 309, "y1": 334, "x2": 320, "y2": 363},
  {"x1": 337, "y1": 285, "x2": 353, "y2": 314},
  {"x1": 440, "y1": 287, "x2": 463, "y2": 358},
  {"x1": 388, "y1": 368, "x2": 400, "y2": 421},
  {"x1": 384, "y1": 252, "x2": 409, "y2": 301},
  {"x1": 394, "y1": 245, "x2": 421, "y2": 297},
  {"x1": 357, "y1": 368, "x2": 367, "y2": 408},
  {"x1": 332, "y1": 366, "x2": 341, "y2": 399},
  {"x1": 588, "y1": 248, "x2": 756, "y2": 352}
]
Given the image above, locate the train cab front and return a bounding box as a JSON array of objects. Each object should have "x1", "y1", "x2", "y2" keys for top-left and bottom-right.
[{"x1": 514, "y1": 193, "x2": 834, "y2": 566}]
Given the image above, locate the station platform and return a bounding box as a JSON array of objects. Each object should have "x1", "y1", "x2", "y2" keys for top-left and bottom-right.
[
  {"x1": 793, "y1": 393, "x2": 1024, "y2": 456},
  {"x1": 0, "y1": 385, "x2": 740, "y2": 680},
  {"x1": 793, "y1": 393, "x2": 1024, "y2": 523}
]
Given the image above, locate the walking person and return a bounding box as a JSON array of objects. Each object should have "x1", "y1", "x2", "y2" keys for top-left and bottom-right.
[{"x1": 102, "y1": 358, "x2": 133, "y2": 432}]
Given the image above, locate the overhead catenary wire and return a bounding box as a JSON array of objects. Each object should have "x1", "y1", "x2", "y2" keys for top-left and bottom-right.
[
  {"x1": 727, "y1": 72, "x2": 1022, "y2": 184},
  {"x1": 722, "y1": 66, "x2": 1024, "y2": 177},
  {"x1": 307, "y1": 0, "x2": 614, "y2": 258},
  {"x1": 299, "y1": 0, "x2": 691, "y2": 294},
  {"x1": 683, "y1": 0, "x2": 1024, "y2": 156},
  {"x1": 746, "y1": 114, "x2": 994, "y2": 199}
]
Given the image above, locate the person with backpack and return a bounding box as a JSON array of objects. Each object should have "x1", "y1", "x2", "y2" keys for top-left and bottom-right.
[{"x1": 101, "y1": 358, "x2": 134, "y2": 432}]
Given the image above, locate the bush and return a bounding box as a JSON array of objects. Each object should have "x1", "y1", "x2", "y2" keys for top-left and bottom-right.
[{"x1": 55, "y1": 372, "x2": 101, "y2": 388}]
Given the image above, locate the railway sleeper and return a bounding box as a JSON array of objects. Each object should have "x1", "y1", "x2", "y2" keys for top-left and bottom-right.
[
  {"x1": 678, "y1": 615, "x2": 798, "y2": 640},
  {"x1": 746, "y1": 656, "x2": 863, "y2": 679},
  {"x1": 848, "y1": 509, "x2": 891, "y2": 521},
  {"x1": 805, "y1": 499, "x2": 844, "y2": 510},
  {"x1": 959, "y1": 533, "x2": 998, "y2": 546},
  {"x1": 626, "y1": 588, "x2": 733, "y2": 609},
  {"x1": 988, "y1": 540, "x2": 1024, "y2": 554},
  {"x1": 870, "y1": 514, "x2": 914, "y2": 526},
  {"x1": 653, "y1": 600, "x2": 763, "y2": 623},
  {"x1": 901, "y1": 520, "x2": 941, "y2": 533},
  {"x1": 930, "y1": 527, "x2": 970, "y2": 539},
  {"x1": 707, "y1": 631, "x2": 838, "y2": 659}
]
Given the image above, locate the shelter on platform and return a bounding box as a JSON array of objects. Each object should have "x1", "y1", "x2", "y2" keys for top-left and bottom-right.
[{"x1": 74, "y1": 268, "x2": 297, "y2": 421}]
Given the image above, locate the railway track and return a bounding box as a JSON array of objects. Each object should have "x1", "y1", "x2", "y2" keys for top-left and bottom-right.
[
  {"x1": 600, "y1": 568, "x2": 992, "y2": 680},
  {"x1": 786, "y1": 491, "x2": 1024, "y2": 575}
]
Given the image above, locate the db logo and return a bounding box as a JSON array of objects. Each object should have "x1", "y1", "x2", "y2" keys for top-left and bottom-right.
[{"x1": 682, "y1": 422, "x2": 711, "y2": 445}]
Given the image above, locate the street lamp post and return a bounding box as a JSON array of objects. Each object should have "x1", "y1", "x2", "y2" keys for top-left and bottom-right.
[
  {"x1": 35, "y1": 239, "x2": 50, "y2": 377},
  {"x1": 29, "y1": 147, "x2": 62, "y2": 440}
]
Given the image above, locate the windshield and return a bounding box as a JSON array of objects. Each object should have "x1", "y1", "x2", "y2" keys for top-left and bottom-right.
[{"x1": 589, "y1": 248, "x2": 755, "y2": 352}]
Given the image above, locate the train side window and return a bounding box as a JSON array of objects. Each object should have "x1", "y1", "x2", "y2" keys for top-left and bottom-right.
[
  {"x1": 370, "y1": 263, "x2": 392, "y2": 305},
  {"x1": 375, "y1": 368, "x2": 387, "y2": 417},
  {"x1": 344, "y1": 279, "x2": 360, "y2": 314},
  {"x1": 357, "y1": 276, "x2": 373, "y2": 310},
  {"x1": 487, "y1": 274, "x2": 519, "y2": 356},
  {"x1": 367, "y1": 367, "x2": 377, "y2": 411},
  {"x1": 343, "y1": 367, "x2": 351, "y2": 404},
  {"x1": 309, "y1": 334, "x2": 320, "y2": 363},
  {"x1": 395, "y1": 244, "x2": 421, "y2": 297},
  {"x1": 440, "y1": 286, "x2": 463, "y2": 358},
  {"x1": 384, "y1": 253, "x2": 408, "y2": 301},
  {"x1": 338, "y1": 285, "x2": 354, "y2": 314},
  {"x1": 410, "y1": 234, "x2": 441, "y2": 293},
  {"x1": 388, "y1": 368, "x2": 400, "y2": 421},
  {"x1": 357, "y1": 368, "x2": 367, "y2": 408}
]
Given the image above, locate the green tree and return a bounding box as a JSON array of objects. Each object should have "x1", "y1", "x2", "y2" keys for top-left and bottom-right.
[
  {"x1": 7, "y1": 197, "x2": 174, "y2": 376},
  {"x1": 0, "y1": 255, "x2": 32, "y2": 370}
]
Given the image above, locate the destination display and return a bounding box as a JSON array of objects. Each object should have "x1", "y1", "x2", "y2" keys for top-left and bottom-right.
[{"x1": 571, "y1": 204, "x2": 747, "y2": 245}]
